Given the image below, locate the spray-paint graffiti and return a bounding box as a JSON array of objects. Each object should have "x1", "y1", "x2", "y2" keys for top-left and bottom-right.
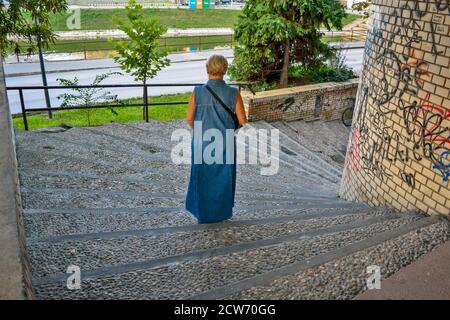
[
  {"x1": 346, "y1": 0, "x2": 450, "y2": 186},
  {"x1": 272, "y1": 97, "x2": 295, "y2": 112},
  {"x1": 398, "y1": 48, "x2": 432, "y2": 99},
  {"x1": 401, "y1": 93, "x2": 450, "y2": 169},
  {"x1": 270, "y1": 93, "x2": 350, "y2": 117},
  {"x1": 348, "y1": 126, "x2": 363, "y2": 171},
  {"x1": 400, "y1": 171, "x2": 416, "y2": 189},
  {"x1": 433, "y1": 151, "x2": 450, "y2": 182}
]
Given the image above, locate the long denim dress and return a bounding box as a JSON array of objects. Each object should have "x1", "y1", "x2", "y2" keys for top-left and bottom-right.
[{"x1": 185, "y1": 78, "x2": 238, "y2": 224}]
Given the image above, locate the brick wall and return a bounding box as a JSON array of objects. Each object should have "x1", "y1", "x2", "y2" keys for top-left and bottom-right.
[
  {"x1": 242, "y1": 79, "x2": 359, "y2": 123},
  {"x1": 339, "y1": 0, "x2": 450, "y2": 216}
]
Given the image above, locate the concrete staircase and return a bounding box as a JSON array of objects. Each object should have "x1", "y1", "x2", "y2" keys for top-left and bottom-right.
[{"x1": 14, "y1": 119, "x2": 449, "y2": 299}]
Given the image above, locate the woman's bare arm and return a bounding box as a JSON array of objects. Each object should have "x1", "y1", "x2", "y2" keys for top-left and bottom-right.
[
  {"x1": 186, "y1": 90, "x2": 195, "y2": 128},
  {"x1": 235, "y1": 91, "x2": 248, "y2": 126}
]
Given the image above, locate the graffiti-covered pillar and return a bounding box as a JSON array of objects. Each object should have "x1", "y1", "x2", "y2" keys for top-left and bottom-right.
[{"x1": 339, "y1": 0, "x2": 450, "y2": 215}]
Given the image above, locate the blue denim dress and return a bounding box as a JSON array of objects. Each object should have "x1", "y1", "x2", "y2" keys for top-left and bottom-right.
[{"x1": 185, "y1": 79, "x2": 238, "y2": 224}]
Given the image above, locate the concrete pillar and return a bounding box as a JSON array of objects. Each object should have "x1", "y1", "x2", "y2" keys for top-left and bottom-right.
[
  {"x1": 0, "y1": 58, "x2": 34, "y2": 299},
  {"x1": 340, "y1": 0, "x2": 450, "y2": 215}
]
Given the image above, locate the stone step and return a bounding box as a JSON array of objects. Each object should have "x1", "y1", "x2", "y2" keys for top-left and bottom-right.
[
  {"x1": 286, "y1": 120, "x2": 347, "y2": 166},
  {"x1": 18, "y1": 119, "x2": 444, "y2": 301},
  {"x1": 275, "y1": 120, "x2": 349, "y2": 169},
  {"x1": 15, "y1": 131, "x2": 187, "y2": 175},
  {"x1": 20, "y1": 169, "x2": 338, "y2": 197},
  {"x1": 20, "y1": 186, "x2": 349, "y2": 210},
  {"x1": 19, "y1": 170, "x2": 338, "y2": 201},
  {"x1": 16, "y1": 128, "x2": 332, "y2": 186},
  {"x1": 17, "y1": 146, "x2": 337, "y2": 195},
  {"x1": 221, "y1": 216, "x2": 449, "y2": 300},
  {"x1": 238, "y1": 123, "x2": 340, "y2": 184},
  {"x1": 17, "y1": 148, "x2": 188, "y2": 186},
  {"x1": 28, "y1": 211, "x2": 398, "y2": 278},
  {"x1": 80, "y1": 121, "x2": 340, "y2": 185},
  {"x1": 126, "y1": 119, "x2": 188, "y2": 138},
  {"x1": 248, "y1": 121, "x2": 343, "y2": 179},
  {"x1": 24, "y1": 205, "x2": 377, "y2": 239},
  {"x1": 310, "y1": 120, "x2": 349, "y2": 161},
  {"x1": 87, "y1": 121, "x2": 341, "y2": 184},
  {"x1": 31, "y1": 213, "x2": 439, "y2": 299},
  {"x1": 259, "y1": 120, "x2": 345, "y2": 175}
]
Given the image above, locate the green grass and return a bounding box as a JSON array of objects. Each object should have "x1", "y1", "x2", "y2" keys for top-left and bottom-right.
[
  {"x1": 49, "y1": 9, "x2": 361, "y2": 31},
  {"x1": 50, "y1": 8, "x2": 241, "y2": 30},
  {"x1": 13, "y1": 92, "x2": 191, "y2": 130},
  {"x1": 341, "y1": 13, "x2": 361, "y2": 27}
]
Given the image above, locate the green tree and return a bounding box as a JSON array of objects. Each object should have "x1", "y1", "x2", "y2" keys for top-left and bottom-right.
[
  {"x1": 110, "y1": 0, "x2": 170, "y2": 119},
  {"x1": 352, "y1": 1, "x2": 371, "y2": 18},
  {"x1": 229, "y1": 0, "x2": 345, "y2": 88},
  {"x1": 0, "y1": 0, "x2": 67, "y2": 56},
  {"x1": 0, "y1": 0, "x2": 67, "y2": 131},
  {"x1": 57, "y1": 72, "x2": 123, "y2": 126}
]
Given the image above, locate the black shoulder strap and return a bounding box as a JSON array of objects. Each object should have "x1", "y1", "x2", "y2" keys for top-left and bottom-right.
[
  {"x1": 205, "y1": 84, "x2": 241, "y2": 130},
  {"x1": 204, "y1": 84, "x2": 234, "y2": 115}
]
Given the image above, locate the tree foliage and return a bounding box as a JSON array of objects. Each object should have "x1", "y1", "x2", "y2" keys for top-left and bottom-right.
[
  {"x1": 57, "y1": 72, "x2": 123, "y2": 109},
  {"x1": 229, "y1": 0, "x2": 346, "y2": 87},
  {"x1": 0, "y1": 0, "x2": 67, "y2": 56},
  {"x1": 352, "y1": 1, "x2": 371, "y2": 19},
  {"x1": 110, "y1": 0, "x2": 170, "y2": 85},
  {"x1": 56, "y1": 72, "x2": 123, "y2": 125}
]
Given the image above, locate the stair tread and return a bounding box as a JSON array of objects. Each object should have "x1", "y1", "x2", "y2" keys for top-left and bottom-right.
[
  {"x1": 32, "y1": 215, "x2": 437, "y2": 299},
  {"x1": 15, "y1": 119, "x2": 446, "y2": 300}
]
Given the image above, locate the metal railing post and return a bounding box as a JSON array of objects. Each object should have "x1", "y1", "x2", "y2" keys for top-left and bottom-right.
[
  {"x1": 35, "y1": 17, "x2": 52, "y2": 119},
  {"x1": 144, "y1": 85, "x2": 149, "y2": 123},
  {"x1": 18, "y1": 89, "x2": 29, "y2": 131}
]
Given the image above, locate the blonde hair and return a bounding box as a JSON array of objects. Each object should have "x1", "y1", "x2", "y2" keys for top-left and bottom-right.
[{"x1": 206, "y1": 55, "x2": 228, "y2": 76}]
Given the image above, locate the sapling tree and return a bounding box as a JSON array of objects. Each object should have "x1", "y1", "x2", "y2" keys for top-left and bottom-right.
[
  {"x1": 110, "y1": 0, "x2": 171, "y2": 120},
  {"x1": 57, "y1": 72, "x2": 123, "y2": 126}
]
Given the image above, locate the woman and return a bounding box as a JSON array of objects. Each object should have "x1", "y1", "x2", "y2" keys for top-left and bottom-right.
[{"x1": 185, "y1": 55, "x2": 247, "y2": 224}]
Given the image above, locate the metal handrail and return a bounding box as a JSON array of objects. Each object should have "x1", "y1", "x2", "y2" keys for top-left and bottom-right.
[{"x1": 7, "y1": 82, "x2": 249, "y2": 131}]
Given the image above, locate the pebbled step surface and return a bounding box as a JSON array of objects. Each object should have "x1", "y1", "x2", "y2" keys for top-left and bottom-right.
[{"x1": 14, "y1": 119, "x2": 448, "y2": 300}]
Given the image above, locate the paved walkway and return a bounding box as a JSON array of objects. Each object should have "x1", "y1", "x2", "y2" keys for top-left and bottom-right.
[
  {"x1": 4, "y1": 42, "x2": 365, "y2": 75},
  {"x1": 355, "y1": 239, "x2": 450, "y2": 300},
  {"x1": 4, "y1": 48, "x2": 234, "y2": 76},
  {"x1": 54, "y1": 28, "x2": 235, "y2": 40}
]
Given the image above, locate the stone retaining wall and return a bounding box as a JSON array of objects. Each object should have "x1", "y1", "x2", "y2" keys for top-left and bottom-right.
[
  {"x1": 242, "y1": 79, "x2": 359, "y2": 123},
  {"x1": 0, "y1": 62, "x2": 34, "y2": 299}
]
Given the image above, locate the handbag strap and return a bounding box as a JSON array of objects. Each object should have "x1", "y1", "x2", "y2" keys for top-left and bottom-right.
[{"x1": 204, "y1": 84, "x2": 236, "y2": 118}]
